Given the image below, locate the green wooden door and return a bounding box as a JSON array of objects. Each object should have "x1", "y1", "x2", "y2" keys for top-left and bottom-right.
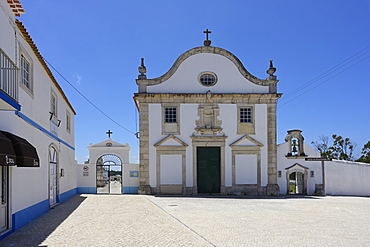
[{"x1": 197, "y1": 147, "x2": 220, "y2": 193}]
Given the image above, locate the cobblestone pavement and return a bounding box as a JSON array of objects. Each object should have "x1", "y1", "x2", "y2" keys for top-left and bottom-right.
[{"x1": 1, "y1": 194, "x2": 370, "y2": 247}]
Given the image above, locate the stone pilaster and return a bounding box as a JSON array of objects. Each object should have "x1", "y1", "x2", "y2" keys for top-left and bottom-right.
[
  {"x1": 137, "y1": 103, "x2": 152, "y2": 194},
  {"x1": 267, "y1": 103, "x2": 279, "y2": 195}
]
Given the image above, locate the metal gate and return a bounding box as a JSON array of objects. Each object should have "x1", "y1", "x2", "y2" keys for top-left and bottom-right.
[{"x1": 96, "y1": 154, "x2": 122, "y2": 194}]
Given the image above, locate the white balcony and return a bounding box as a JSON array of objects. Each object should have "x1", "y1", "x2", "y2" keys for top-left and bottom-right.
[{"x1": 0, "y1": 48, "x2": 20, "y2": 111}]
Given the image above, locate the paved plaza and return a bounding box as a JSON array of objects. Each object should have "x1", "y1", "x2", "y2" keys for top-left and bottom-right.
[{"x1": 1, "y1": 194, "x2": 370, "y2": 247}]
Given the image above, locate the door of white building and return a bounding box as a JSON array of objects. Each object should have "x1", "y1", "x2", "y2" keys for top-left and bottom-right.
[
  {"x1": 0, "y1": 166, "x2": 8, "y2": 232},
  {"x1": 49, "y1": 146, "x2": 58, "y2": 206}
]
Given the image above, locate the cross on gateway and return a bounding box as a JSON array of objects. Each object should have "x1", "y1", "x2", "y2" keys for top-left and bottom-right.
[
  {"x1": 203, "y1": 29, "x2": 211, "y2": 40},
  {"x1": 106, "y1": 130, "x2": 113, "y2": 138}
]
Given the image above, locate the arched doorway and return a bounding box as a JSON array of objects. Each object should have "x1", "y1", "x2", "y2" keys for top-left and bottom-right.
[
  {"x1": 49, "y1": 146, "x2": 59, "y2": 206},
  {"x1": 288, "y1": 172, "x2": 305, "y2": 195},
  {"x1": 96, "y1": 154, "x2": 122, "y2": 194}
]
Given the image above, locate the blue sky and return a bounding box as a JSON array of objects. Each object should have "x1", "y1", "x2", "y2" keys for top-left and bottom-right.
[{"x1": 18, "y1": 0, "x2": 370, "y2": 163}]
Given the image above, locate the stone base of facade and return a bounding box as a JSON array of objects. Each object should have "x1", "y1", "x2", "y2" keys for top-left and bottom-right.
[
  {"x1": 315, "y1": 184, "x2": 325, "y2": 195},
  {"x1": 138, "y1": 185, "x2": 152, "y2": 195},
  {"x1": 148, "y1": 185, "x2": 281, "y2": 196},
  {"x1": 266, "y1": 184, "x2": 280, "y2": 196}
]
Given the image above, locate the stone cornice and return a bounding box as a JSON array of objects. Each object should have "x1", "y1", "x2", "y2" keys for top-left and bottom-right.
[
  {"x1": 136, "y1": 46, "x2": 278, "y2": 88},
  {"x1": 134, "y1": 92, "x2": 282, "y2": 104}
]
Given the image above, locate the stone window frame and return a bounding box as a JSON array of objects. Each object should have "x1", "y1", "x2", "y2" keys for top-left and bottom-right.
[
  {"x1": 162, "y1": 104, "x2": 180, "y2": 135},
  {"x1": 198, "y1": 71, "x2": 218, "y2": 87},
  {"x1": 230, "y1": 135, "x2": 263, "y2": 194},
  {"x1": 237, "y1": 104, "x2": 255, "y2": 135},
  {"x1": 154, "y1": 135, "x2": 188, "y2": 194}
]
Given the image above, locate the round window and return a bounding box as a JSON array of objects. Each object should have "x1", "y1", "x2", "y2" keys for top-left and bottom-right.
[{"x1": 198, "y1": 72, "x2": 217, "y2": 87}]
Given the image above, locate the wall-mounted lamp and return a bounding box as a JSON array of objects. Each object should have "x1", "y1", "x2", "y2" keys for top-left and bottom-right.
[
  {"x1": 57, "y1": 120, "x2": 62, "y2": 127},
  {"x1": 60, "y1": 168, "x2": 65, "y2": 177},
  {"x1": 49, "y1": 111, "x2": 54, "y2": 121}
]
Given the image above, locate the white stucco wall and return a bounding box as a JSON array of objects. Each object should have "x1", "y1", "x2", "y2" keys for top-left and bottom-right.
[
  {"x1": 148, "y1": 102, "x2": 269, "y2": 190},
  {"x1": 0, "y1": 0, "x2": 16, "y2": 62},
  {"x1": 236, "y1": 155, "x2": 258, "y2": 184},
  {"x1": 160, "y1": 155, "x2": 182, "y2": 185},
  {"x1": 148, "y1": 53, "x2": 269, "y2": 94},
  {"x1": 325, "y1": 160, "x2": 370, "y2": 196},
  {"x1": 0, "y1": 3, "x2": 76, "y2": 217}
]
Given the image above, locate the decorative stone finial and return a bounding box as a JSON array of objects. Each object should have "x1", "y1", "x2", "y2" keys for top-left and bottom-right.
[
  {"x1": 266, "y1": 59, "x2": 276, "y2": 76},
  {"x1": 203, "y1": 29, "x2": 212, "y2": 46},
  {"x1": 138, "y1": 58, "x2": 147, "y2": 79}
]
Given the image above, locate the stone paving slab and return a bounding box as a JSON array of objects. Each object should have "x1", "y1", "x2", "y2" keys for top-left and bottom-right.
[{"x1": 1, "y1": 194, "x2": 370, "y2": 246}]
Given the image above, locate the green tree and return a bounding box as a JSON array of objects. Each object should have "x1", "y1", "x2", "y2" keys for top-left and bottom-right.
[
  {"x1": 312, "y1": 134, "x2": 356, "y2": 161},
  {"x1": 356, "y1": 141, "x2": 370, "y2": 163}
]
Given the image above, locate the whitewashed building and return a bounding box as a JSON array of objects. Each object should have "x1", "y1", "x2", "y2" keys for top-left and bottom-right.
[
  {"x1": 134, "y1": 33, "x2": 281, "y2": 195},
  {"x1": 77, "y1": 135, "x2": 139, "y2": 194},
  {"x1": 277, "y1": 130, "x2": 370, "y2": 196},
  {"x1": 0, "y1": 0, "x2": 77, "y2": 239}
]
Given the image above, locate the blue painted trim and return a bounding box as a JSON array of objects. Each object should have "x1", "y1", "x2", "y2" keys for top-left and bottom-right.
[
  {"x1": 12, "y1": 198, "x2": 49, "y2": 231},
  {"x1": 60, "y1": 188, "x2": 78, "y2": 203},
  {"x1": 15, "y1": 111, "x2": 75, "y2": 150},
  {"x1": 77, "y1": 187, "x2": 96, "y2": 194},
  {"x1": 0, "y1": 228, "x2": 15, "y2": 240},
  {"x1": 0, "y1": 90, "x2": 21, "y2": 111},
  {"x1": 122, "y1": 186, "x2": 139, "y2": 194}
]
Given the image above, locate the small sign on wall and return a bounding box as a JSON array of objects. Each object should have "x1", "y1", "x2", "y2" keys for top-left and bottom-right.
[
  {"x1": 130, "y1": 171, "x2": 139, "y2": 177},
  {"x1": 83, "y1": 165, "x2": 89, "y2": 176}
]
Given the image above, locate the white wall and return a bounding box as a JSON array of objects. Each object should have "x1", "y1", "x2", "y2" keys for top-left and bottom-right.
[
  {"x1": 160, "y1": 155, "x2": 182, "y2": 185},
  {"x1": 0, "y1": 0, "x2": 16, "y2": 61},
  {"x1": 326, "y1": 160, "x2": 370, "y2": 196},
  {"x1": 148, "y1": 53, "x2": 269, "y2": 94},
  {"x1": 236, "y1": 155, "x2": 257, "y2": 184},
  {"x1": 0, "y1": 3, "x2": 76, "y2": 215},
  {"x1": 148, "y1": 103, "x2": 269, "y2": 190}
]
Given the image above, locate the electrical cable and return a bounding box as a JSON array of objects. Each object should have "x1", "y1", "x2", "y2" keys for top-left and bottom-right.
[
  {"x1": 278, "y1": 54, "x2": 370, "y2": 108},
  {"x1": 281, "y1": 46, "x2": 370, "y2": 101},
  {"x1": 44, "y1": 58, "x2": 136, "y2": 134}
]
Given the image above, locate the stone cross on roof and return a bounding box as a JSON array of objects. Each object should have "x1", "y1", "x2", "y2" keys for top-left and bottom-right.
[
  {"x1": 203, "y1": 29, "x2": 212, "y2": 46},
  {"x1": 106, "y1": 130, "x2": 113, "y2": 138}
]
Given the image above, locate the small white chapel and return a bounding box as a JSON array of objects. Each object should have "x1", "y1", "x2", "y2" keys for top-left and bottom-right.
[
  {"x1": 77, "y1": 131, "x2": 140, "y2": 194},
  {"x1": 133, "y1": 30, "x2": 370, "y2": 196}
]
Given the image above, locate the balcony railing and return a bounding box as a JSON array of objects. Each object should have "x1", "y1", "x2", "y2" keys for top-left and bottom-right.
[{"x1": 0, "y1": 48, "x2": 19, "y2": 101}]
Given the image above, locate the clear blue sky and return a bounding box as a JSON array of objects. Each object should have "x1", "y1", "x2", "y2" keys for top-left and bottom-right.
[{"x1": 18, "y1": 0, "x2": 370, "y2": 163}]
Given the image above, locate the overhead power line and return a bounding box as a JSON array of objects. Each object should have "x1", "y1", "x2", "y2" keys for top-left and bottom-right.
[
  {"x1": 278, "y1": 46, "x2": 370, "y2": 108},
  {"x1": 44, "y1": 58, "x2": 136, "y2": 134}
]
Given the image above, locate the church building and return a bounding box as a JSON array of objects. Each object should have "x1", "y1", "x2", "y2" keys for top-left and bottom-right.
[{"x1": 134, "y1": 30, "x2": 282, "y2": 195}]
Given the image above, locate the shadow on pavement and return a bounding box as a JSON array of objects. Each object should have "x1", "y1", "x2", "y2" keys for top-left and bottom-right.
[{"x1": 0, "y1": 194, "x2": 87, "y2": 247}]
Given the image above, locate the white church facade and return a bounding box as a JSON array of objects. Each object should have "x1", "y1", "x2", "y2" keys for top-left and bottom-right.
[
  {"x1": 134, "y1": 32, "x2": 370, "y2": 197},
  {"x1": 134, "y1": 34, "x2": 282, "y2": 196}
]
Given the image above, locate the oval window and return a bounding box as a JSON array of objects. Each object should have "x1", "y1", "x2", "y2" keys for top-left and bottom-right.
[{"x1": 198, "y1": 72, "x2": 217, "y2": 87}]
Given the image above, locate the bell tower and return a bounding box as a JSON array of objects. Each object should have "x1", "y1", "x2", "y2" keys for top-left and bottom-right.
[{"x1": 284, "y1": 130, "x2": 307, "y2": 157}]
